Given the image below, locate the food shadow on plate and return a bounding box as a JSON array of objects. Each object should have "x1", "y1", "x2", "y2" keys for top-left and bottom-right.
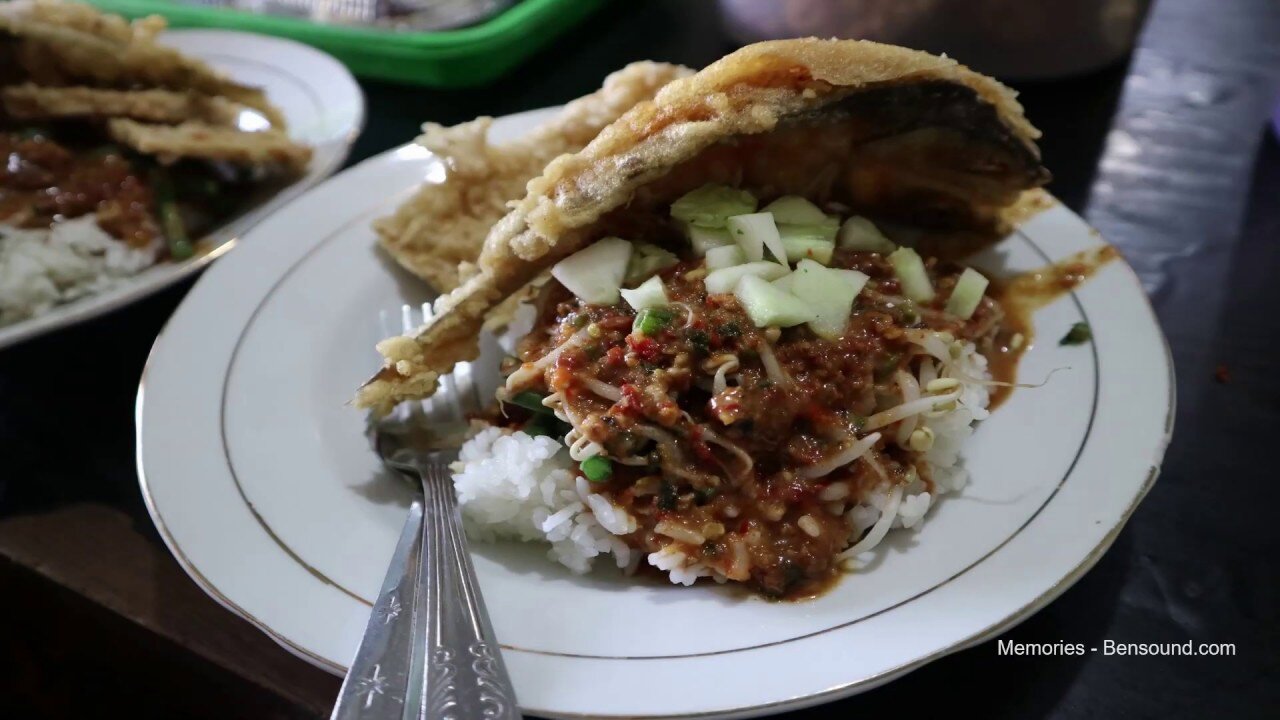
[
  {"x1": 370, "y1": 244, "x2": 438, "y2": 309},
  {"x1": 347, "y1": 468, "x2": 418, "y2": 508}
]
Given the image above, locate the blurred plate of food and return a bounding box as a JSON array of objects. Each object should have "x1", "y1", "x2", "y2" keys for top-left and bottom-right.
[{"x1": 0, "y1": 0, "x2": 363, "y2": 349}]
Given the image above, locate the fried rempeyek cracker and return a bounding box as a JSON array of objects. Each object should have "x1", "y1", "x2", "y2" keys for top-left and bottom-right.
[
  {"x1": 354, "y1": 39, "x2": 1052, "y2": 415},
  {"x1": 107, "y1": 118, "x2": 312, "y2": 172},
  {"x1": 0, "y1": 0, "x2": 286, "y2": 130},
  {"x1": 373, "y1": 61, "x2": 693, "y2": 295},
  {"x1": 2, "y1": 83, "x2": 244, "y2": 126}
]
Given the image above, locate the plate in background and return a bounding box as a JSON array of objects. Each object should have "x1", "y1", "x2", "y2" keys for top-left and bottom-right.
[{"x1": 0, "y1": 29, "x2": 364, "y2": 350}]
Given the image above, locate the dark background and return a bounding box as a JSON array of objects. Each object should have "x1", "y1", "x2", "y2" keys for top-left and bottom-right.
[{"x1": 2, "y1": 0, "x2": 1278, "y2": 717}]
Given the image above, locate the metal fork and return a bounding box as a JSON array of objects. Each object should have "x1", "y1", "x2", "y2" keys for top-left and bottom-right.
[{"x1": 332, "y1": 302, "x2": 520, "y2": 720}]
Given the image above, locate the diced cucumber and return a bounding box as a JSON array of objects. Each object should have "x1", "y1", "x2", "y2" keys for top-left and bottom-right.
[
  {"x1": 778, "y1": 222, "x2": 839, "y2": 244},
  {"x1": 551, "y1": 237, "x2": 633, "y2": 305},
  {"x1": 838, "y1": 216, "x2": 896, "y2": 253},
  {"x1": 705, "y1": 244, "x2": 746, "y2": 270},
  {"x1": 727, "y1": 213, "x2": 788, "y2": 267},
  {"x1": 688, "y1": 225, "x2": 734, "y2": 256},
  {"x1": 944, "y1": 267, "x2": 989, "y2": 319},
  {"x1": 888, "y1": 246, "x2": 935, "y2": 303},
  {"x1": 670, "y1": 184, "x2": 756, "y2": 228},
  {"x1": 832, "y1": 267, "x2": 871, "y2": 297},
  {"x1": 624, "y1": 242, "x2": 679, "y2": 285},
  {"x1": 772, "y1": 271, "x2": 799, "y2": 295},
  {"x1": 704, "y1": 261, "x2": 789, "y2": 294},
  {"x1": 734, "y1": 274, "x2": 816, "y2": 328},
  {"x1": 781, "y1": 237, "x2": 834, "y2": 264},
  {"x1": 621, "y1": 275, "x2": 670, "y2": 311},
  {"x1": 761, "y1": 196, "x2": 831, "y2": 225},
  {"x1": 789, "y1": 259, "x2": 869, "y2": 339}
]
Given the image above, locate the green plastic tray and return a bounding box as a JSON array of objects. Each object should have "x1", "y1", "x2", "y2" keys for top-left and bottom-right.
[{"x1": 86, "y1": 0, "x2": 605, "y2": 87}]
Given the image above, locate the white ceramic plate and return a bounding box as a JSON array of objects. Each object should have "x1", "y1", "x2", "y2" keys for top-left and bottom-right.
[
  {"x1": 0, "y1": 29, "x2": 364, "y2": 350},
  {"x1": 136, "y1": 108, "x2": 1174, "y2": 719}
]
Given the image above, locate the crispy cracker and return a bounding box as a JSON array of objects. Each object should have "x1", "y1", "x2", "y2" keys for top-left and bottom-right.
[
  {"x1": 373, "y1": 61, "x2": 693, "y2": 293},
  {"x1": 0, "y1": 0, "x2": 286, "y2": 129},
  {"x1": 3, "y1": 83, "x2": 244, "y2": 125},
  {"x1": 107, "y1": 118, "x2": 312, "y2": 171},
  {"x1": 355, "y1": 39, "x2": 1050, "y2": 413}
]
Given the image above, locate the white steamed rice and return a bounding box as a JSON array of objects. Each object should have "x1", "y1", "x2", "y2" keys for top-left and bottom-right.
[
  {"x1": 0, "y1": 218, "x2": 159, "y2": 326},
  {"x1": 450, "y1": 338, "x2": 991, "y2": 585}
]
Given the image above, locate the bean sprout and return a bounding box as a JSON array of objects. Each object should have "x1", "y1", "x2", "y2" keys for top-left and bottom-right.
[
  {"x1": 577, "y1": 375, "x2": 623, "y2": 402},
  {"x1": 702, "y1": 353, "x2": 740, "y2": 395},
  {"x1": 565, "y1": 428, "x2": 605, "y2": 462},
  {"x1": 798, "y1": 432, "x2": 882, "y2": 479},
  {"x1": 756, "y1": 339, "x2": 791, "y2": 387},
  {"x1": 894, "y1": 370, "x2": 921, "y2": 448},
  {"x1": 864, "y1": 390, "x2": 961, "y2": 431},
  {"x1": 504, "y1": 328, "x2": 589, "y2": 391},
  {"x1": 839, "y1": 484, "x2": 903, "y2": 559}
]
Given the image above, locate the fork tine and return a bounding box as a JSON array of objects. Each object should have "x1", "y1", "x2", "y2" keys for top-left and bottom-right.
[
  {"x1": 399, "y1": 303, "x2": 432, "y2": 421},
  {"x1": 452, "y1": 359, "x2": 483, "y2": 419},
  {"x1": 377, "y1": 307, "x2": 413, "y2": 423},
  {"x1": 420, "y1": 301, "x2": 468, "y2": 424}
]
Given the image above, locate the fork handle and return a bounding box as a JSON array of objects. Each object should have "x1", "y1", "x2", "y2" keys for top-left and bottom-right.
[
  {"x1": 331, "y1": 501, "x2": 423, "y2": 720},
  {"x1": 411, "y1": 463, "x2": 521, "y2": 720}
]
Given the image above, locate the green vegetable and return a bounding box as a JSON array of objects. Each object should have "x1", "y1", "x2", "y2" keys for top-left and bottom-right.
[
  {"x1": 838, "y1": 216, "x2": 896, "y2": 253},
  {"x1": 507, "y1": 391, "x2": 551, "y2": 414},
  {"x1": 718, "y1": 322, "x2": 742, "y2": 339},
  {"x1": 580, "y1": 455, "x2": 613, "y2": 482},
  {"x1": 944, "y1": 267, "x2": 990, "y2": 319},
  {"x1": 523, "y1": 414, "x2": 570, "y2": 439},
  {"x1": 670, "y1": 184, "x2": 757, "y2": 228},
  {"x1": 687, "y1": 329, "x2": 711, "y2": 354},
  {"x1": 1060, "y1": 322, "x2": 1092, "y2": 345},
  {"x1": 633, "y1": 307, "x2": 674, "y2": 335},
  {"x1": 620, "y1": 275, "x2": 670, "y2": 311},
  {"x1": 888, "y1": 246, "x2": 935, "y2": 303},
  {"x1": 151, "y1": 168, "x2": 194, "y2": 260},
  {"x1": 761, "y1": 196, "x2": 832, "y2": 225}
]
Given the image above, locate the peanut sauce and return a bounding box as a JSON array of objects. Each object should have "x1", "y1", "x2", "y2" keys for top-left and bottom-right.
[
  {"x1": 986, "y1": 244, "x2": 1120, "y2": 408},
  {"x1": 508, "y1": 234, "x2": 1117, "y2": 598}
]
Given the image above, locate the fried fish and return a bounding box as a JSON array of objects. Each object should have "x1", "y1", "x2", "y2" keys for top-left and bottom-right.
[{"x1": 355, "y1": 38, "x2": 1050, "y2": 414}]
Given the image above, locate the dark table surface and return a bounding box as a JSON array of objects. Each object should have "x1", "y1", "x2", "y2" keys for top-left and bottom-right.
[{"x1": 2, "y1": 0, "x2": 1279, "y2": 717}]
